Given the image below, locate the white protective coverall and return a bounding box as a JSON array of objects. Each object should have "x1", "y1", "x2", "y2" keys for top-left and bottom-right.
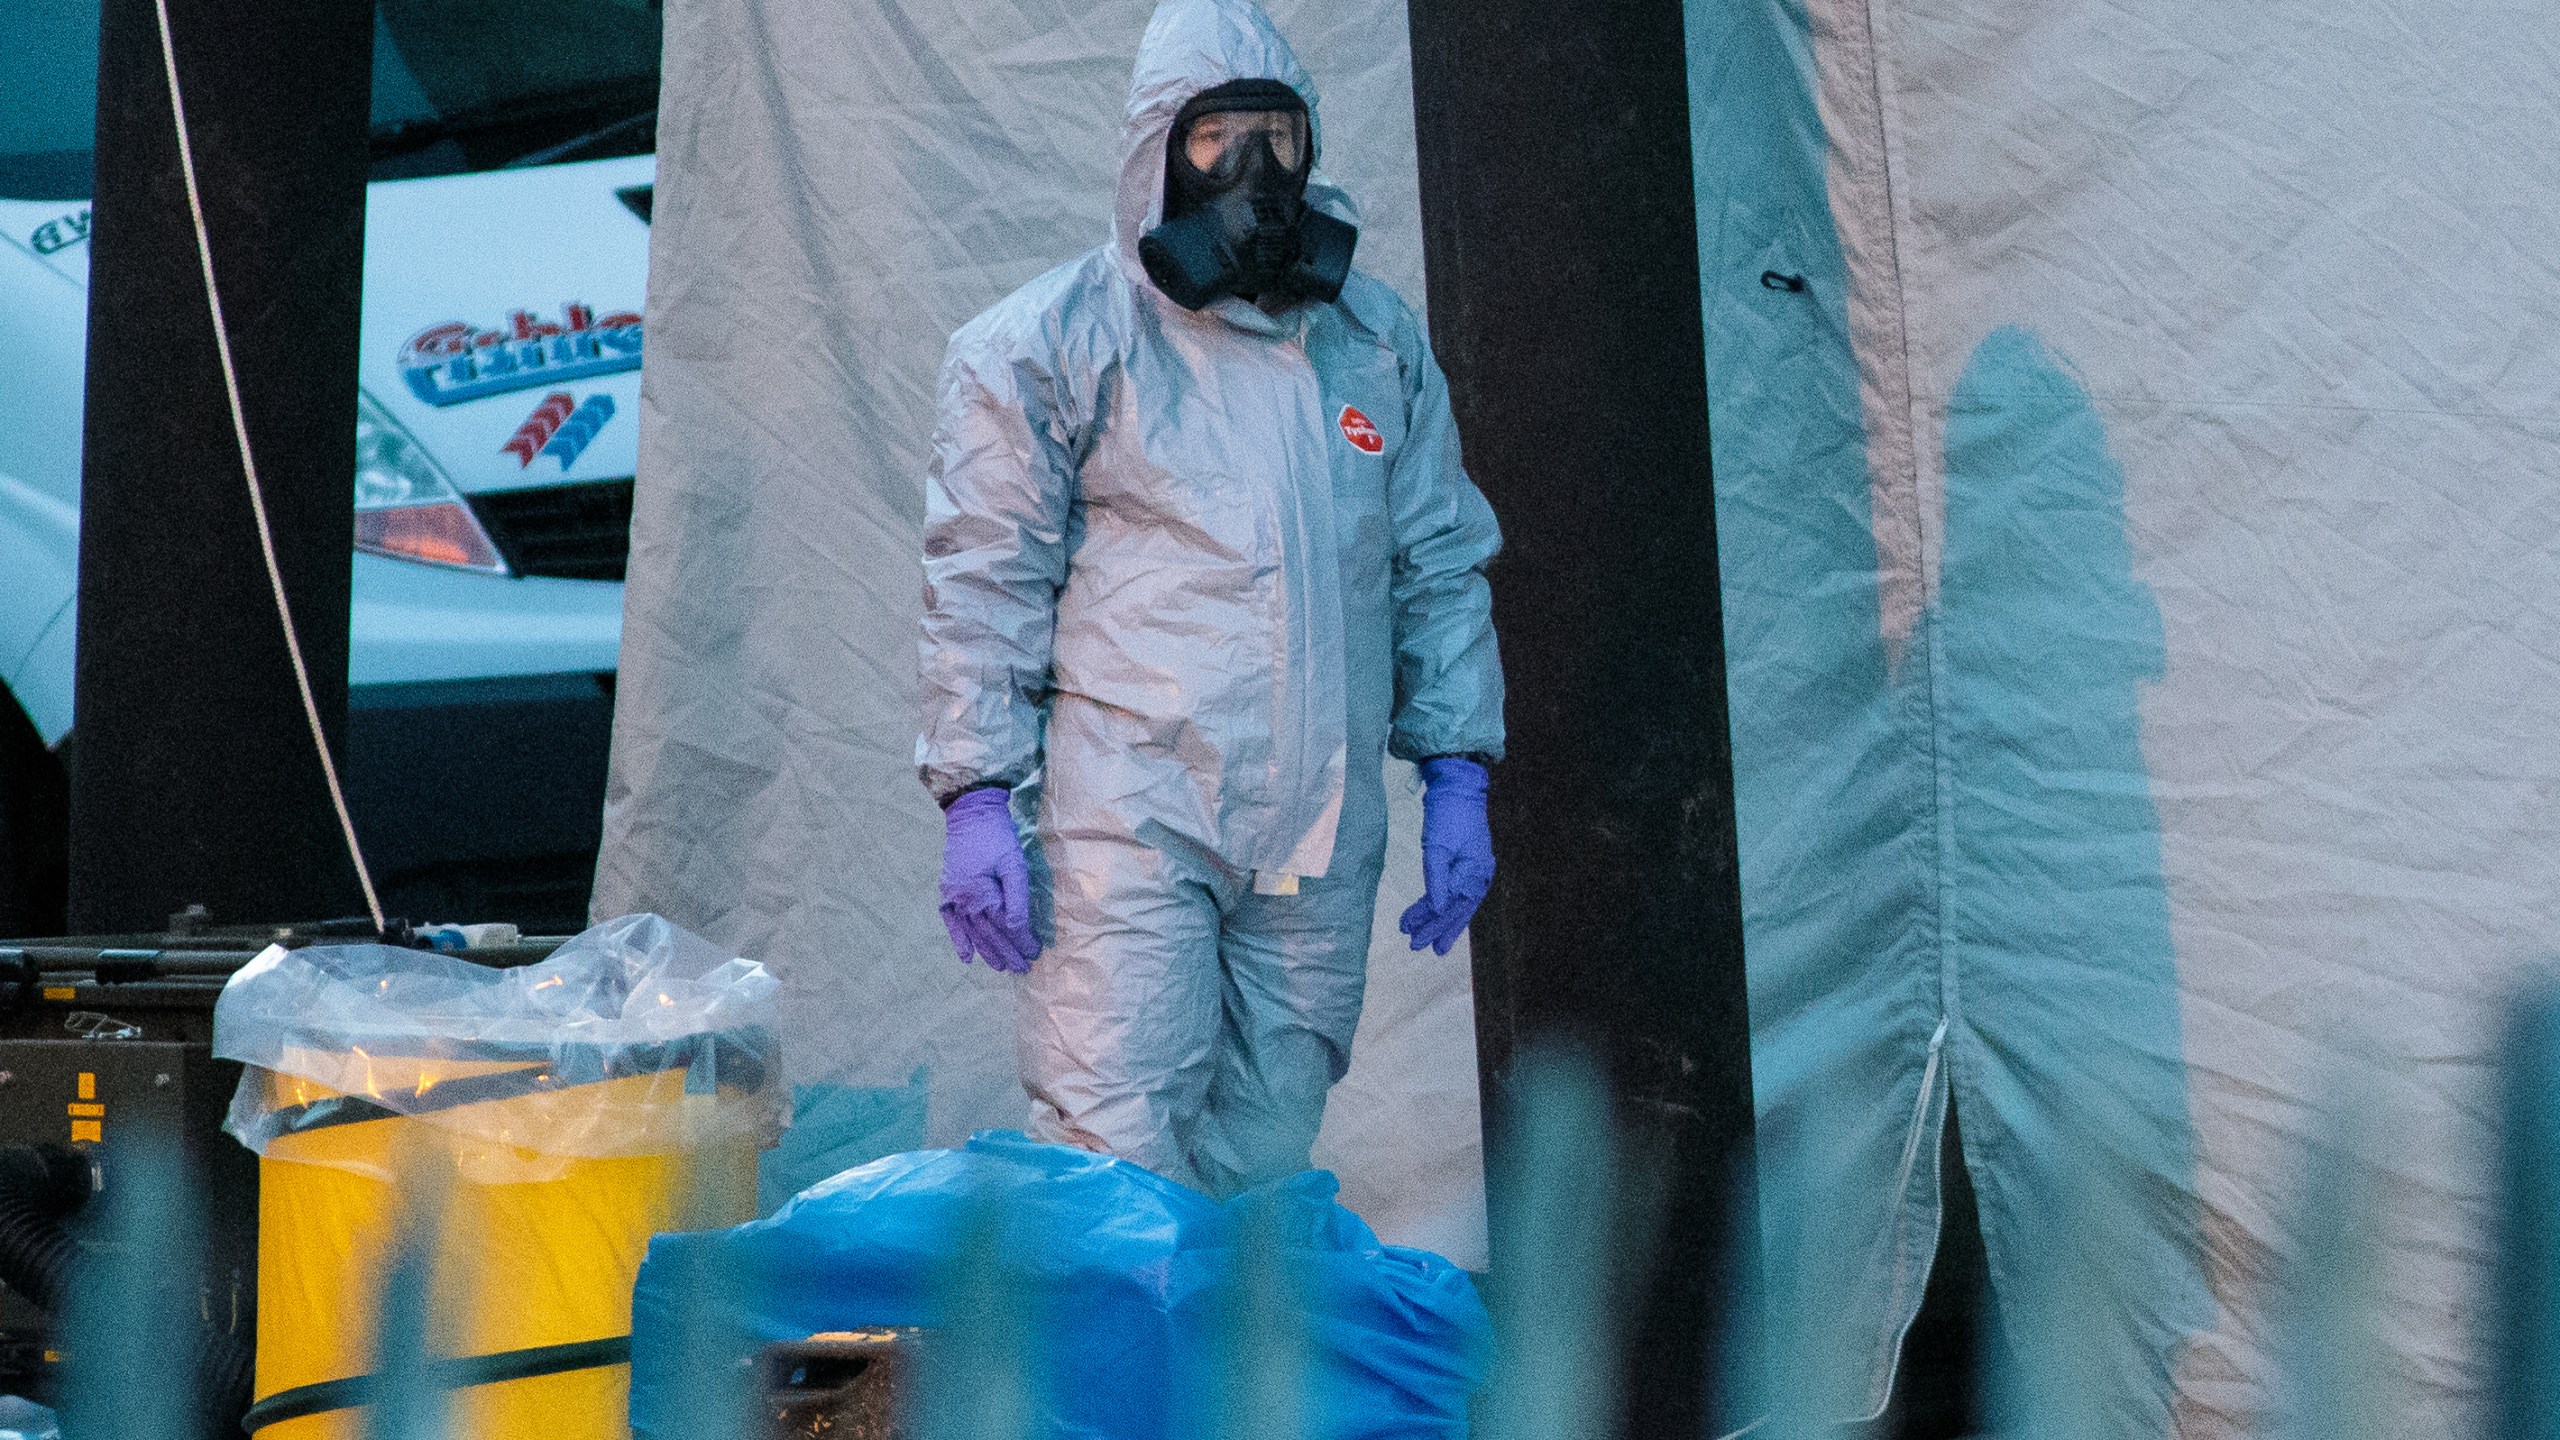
[{"x1": 916, "y1": 0, "x2": 1504, "y2": 1196}]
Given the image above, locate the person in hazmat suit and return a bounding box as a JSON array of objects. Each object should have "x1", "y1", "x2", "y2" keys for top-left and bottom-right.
[{"x1": 916, "y1": 0, "x2": 1504, "y2": 1197}]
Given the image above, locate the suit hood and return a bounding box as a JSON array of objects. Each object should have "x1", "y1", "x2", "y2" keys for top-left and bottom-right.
[{"x1": 1110, "y1": 0, "x2": 1359, "y2": 295}]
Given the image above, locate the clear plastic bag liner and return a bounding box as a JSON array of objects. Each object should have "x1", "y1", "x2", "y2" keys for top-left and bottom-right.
[
  {"x1": 627, "y1": 1131, "x2": 1491, "y2": 1440},
  {"x1": 216, "y1": 913, "x2": 786, "y2": 1180}
]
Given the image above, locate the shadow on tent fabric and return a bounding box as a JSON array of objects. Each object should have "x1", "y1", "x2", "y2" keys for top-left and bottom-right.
[{"x1": 1932, "y1": 325, "x2": 2213, "y2": 1436}]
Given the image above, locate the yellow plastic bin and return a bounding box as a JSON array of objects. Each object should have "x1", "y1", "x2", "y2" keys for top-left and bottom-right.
[{"x1": 214, "y1": 915, "x2": 784, "y2": 1439}]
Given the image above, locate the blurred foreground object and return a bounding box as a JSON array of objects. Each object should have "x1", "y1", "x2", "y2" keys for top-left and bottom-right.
[{"x1": 215, "y1": 914, "x2": 783, "y2": 1438}]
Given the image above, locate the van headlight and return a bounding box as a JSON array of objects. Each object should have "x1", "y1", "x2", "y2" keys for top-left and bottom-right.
[{"x1": 354, "y1": 388, "x2": 509, "y2": 574}]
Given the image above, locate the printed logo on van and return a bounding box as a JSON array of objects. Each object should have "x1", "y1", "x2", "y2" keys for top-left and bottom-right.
[
  {"x1": 502, "y1": 391, "x2": 615, "y2": 470},
  {"x1": 398, "y1": 303, "x2": 642, "y2": 407},
  {"x1": 29, "y1": 208, "x2": 91, "y2": 255},
  {"x1": 1337, "y1": 405, "x2": 1384, "y2": 455}
]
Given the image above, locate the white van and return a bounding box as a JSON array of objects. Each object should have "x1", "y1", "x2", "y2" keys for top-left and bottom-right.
[{"x1": 0, "y1": 0, "x2": 657, "y2": 930}]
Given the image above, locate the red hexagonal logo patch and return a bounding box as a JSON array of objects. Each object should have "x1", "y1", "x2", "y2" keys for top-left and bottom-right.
[{"x1": 1338, "y1": 404, "x2": 1385, "y2": 455}]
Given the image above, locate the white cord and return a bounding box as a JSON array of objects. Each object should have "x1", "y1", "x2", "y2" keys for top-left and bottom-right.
[{"x1": 150, "y1": 0, "x2": 387, "y2": 933}]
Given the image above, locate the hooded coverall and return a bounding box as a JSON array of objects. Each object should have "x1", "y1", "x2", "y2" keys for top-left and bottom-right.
[{"x1": 916, "y1": 0, "x2": 1504, "y2": 1196}]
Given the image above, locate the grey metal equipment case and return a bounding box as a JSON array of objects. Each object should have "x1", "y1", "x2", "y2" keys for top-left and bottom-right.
[{"x1": 0, "y1": 919, "x2": 562, "y2": 1411}]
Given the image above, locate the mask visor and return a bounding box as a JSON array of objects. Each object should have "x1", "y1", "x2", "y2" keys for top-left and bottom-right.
[{"x1": 1181, "y1": 109, "x2": 1306, "y2": 177}]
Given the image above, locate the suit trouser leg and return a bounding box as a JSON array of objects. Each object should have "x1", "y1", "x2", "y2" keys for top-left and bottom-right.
[
  {"x1": 1016, "y1": 824, "x2": 1226, "y2": 1186},
  {"x1": 1020, "y1": 770, "x2": 1388, "y2": 1195},
  {"x1": 1187, "y1": 858, "x2": 1383, "y2": 1196}
]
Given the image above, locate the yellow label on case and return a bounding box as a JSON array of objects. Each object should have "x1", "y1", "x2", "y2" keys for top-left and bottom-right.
[
  {"x1": 69, "y1": 1120, "x2": 101, "y2": 1144},
  {"x1": 76, "y1": 1073, "x2": 94, "y2": 1100},
  {"x1": 41, "y1": 988, "x2": 73, "y2": 1002},
  {"x1": 67, "y1": 1103, "x2": 102, "y2": 1118}
]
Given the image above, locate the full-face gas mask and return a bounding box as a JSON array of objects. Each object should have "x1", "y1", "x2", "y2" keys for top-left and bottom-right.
[{"x1": 1139, "y1": 78, "x2": 1358, "y2": 311}]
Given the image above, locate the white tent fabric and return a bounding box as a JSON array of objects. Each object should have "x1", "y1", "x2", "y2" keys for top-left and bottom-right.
[
  {"x1": 1694, "y1": 0, "x2": 2560, "y2": 1432},
  {"x1": 595, "y1": 0, "x2": 1487, "y2": 1262}
]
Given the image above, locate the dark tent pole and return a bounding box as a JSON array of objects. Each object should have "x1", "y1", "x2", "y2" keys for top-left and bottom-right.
[
  {"x1": 70, "y1": 0, "x2": 376, "y2": 931},
  {"x1": 1404, "y1": 3, "x2": 1759, "y2": 1435}
]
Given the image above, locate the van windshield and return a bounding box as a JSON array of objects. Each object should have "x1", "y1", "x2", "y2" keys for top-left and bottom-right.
[{"x1": 0, "y1": 0, "x2": 662, "y2": 201}]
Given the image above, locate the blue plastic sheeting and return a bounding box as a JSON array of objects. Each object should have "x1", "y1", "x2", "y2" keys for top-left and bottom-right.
[{"x1": 628, "y1": 1132, "x2": 1489, "y2": 1439}]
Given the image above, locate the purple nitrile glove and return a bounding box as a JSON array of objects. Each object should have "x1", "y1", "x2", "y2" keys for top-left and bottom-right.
[
  {"x1": 939, "y1": 787, "x2": 1037, "y2": 972},
  {"x1": 1398, "y1": 756, "x2": 1493, "y2": 955}
]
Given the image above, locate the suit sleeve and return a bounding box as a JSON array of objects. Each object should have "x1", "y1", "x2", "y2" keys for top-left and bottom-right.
[
  {"x1": 1385, "y1": 334, "x2": 1506, "y2": 764},
  {"x1": 914, "y1": 328, "x2": 1078, "y2": 802}
]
